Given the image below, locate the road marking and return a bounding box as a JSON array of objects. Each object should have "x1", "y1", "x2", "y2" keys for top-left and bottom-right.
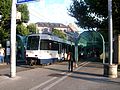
[
  {"x1": 29, "y1": 72, "x2": 66, "y2": 90},
  {"x1": 74, "y1": 61, "x2": 90, "y2": 71},
  {"x1": 29, "y1": 61, "x2": 89, "y2": 90},
  {"x1": 29, "y1": 77, "x2": 57, "y2": 90},
  {"x1": 42, "y1": 61, "x2": 90, "y2": 90}
]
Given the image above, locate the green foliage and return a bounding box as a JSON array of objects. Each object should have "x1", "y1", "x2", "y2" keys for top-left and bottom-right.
[
  {"x1": 0, "y1": 0, "x2": 12, "y2": 21},
  {"x1": 0, "y1": 1, "x2": 30, "y2": 47},
  {"x1": 17, "y1": 4, "x2": 29, "y2": 23},
  {"x1": 27, "y1": 23, "x2": 36, "y2": 34},
  {"x1": 52, "y1": 29, "x2": 66, "y2": 40},
  {"x1": 68, "y1": 0, "x2": 106, "y2": 29},
  {"x1": 0, "y1": 0, "x2": 12, "y2": 46},
  {"x1": 16, "y1": 23, "x2": 29, "y2": 36},
  {"x1": 68, "y1": 0, "x2": 120, "y2": 36}
]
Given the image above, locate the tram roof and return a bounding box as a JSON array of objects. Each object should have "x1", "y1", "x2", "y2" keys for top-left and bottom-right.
[{"x1": 28, "y1": 33, "x2": 74, "y2": 45}]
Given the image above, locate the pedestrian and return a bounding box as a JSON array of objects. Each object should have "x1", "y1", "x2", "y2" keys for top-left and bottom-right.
[
  {"x1": 0, "y1": 46, "x2": 5, "y2": 63},
  {"x1": 67, "y1": 51, "x2": 73, "y2": 72}
]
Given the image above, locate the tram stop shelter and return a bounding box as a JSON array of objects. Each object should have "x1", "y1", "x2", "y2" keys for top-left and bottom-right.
[{"x1": 76, "y1": 31, "x2": 105, "y2": 62}]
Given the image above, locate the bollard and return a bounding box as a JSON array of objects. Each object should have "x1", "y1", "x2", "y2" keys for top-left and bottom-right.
[
  {"x1": 109, "y1": 64, "x2": 118, "y2": 78},
  {"x1": 104, "y1": 63, "x2": 118, "y2": 78}
]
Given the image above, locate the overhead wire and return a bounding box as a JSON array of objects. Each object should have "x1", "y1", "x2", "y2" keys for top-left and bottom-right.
[{"x1": 28, "y1": 6, "x2": 51, "y2": 22}]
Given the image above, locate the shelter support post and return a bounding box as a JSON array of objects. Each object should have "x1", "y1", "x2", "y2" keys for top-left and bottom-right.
[{"x1": 75, "y1": 45, "x2": 78, "y2": 67}]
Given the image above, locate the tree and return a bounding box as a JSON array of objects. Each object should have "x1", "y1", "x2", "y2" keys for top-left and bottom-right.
[
  {"x1": 16, "y1": 23, "x2": 29, "y2": 36},
  {"x1": 16, "y1": 4, "x2": 30, "y2": 35},
  {"x1": 0, "y1": 0, "x2": 12, "y2": 46},
  {"x1": 27, "y1": 23, "x2": 37, "y2": 34},
  {"x1": 17, "y1": 4, "x2": 29, "y2": 23},
  {"x1": 68, "y1": 0, "x2": 120, "y2": 41},
  {"x1": 0, "y1": 1, "x2": 30, "y2": 47},
  {"x1": 52, "y1": 29, "x2": 67, "y2": 40}
]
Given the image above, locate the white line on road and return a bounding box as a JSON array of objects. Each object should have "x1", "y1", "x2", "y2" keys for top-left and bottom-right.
[
  {"x1": 29, "y1": 77, "x2": 57, "y2": 90},
  {"x1": 29, "y1": 61, "x2": 89, "y2": 90},
  {"x1": 29, "y1": 72, "x2": 66, "y2": 90},
  {"x1": 42, "y1": 62, "x2": 90, "y2": 90}
]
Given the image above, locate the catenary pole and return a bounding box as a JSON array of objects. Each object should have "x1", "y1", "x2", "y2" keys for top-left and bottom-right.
[
  {"x1": 108, "y1": 0, "x2": 113, "y2": 65},
  {"x1": 10, "y1": 0, "x2": 16, "y2": 78}
]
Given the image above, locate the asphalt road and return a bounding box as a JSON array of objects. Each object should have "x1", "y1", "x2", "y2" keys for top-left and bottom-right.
[{"x1": 0, "y1": 61, "x2": 120, "y2": 90}]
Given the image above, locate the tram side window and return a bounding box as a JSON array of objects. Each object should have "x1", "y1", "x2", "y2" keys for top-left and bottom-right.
[
  {"x1": 27, "y1": 36, "x2": 39, "y2": 50},
  {"x1": 40, "y1": 40, "x2": 49, "y2": 50},
  {"x1": 40, "y1": 40, "x2": 58, "y2": 50},
  {"x1": 51, "y1": 42, "x2": 58, "y2": 50}
]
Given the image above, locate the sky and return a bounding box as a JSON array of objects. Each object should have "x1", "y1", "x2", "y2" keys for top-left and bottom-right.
[
  {"x1": 27, "y1": 0, "x2": 85, "y2": 33},
  {"x1": 28, "y1": 0, "x2": 75, "y2": 25}
]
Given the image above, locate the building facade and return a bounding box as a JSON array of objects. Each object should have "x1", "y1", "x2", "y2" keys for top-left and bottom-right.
[{"x1": 35, "y1": 22, "x2": 79, "y2": 43}]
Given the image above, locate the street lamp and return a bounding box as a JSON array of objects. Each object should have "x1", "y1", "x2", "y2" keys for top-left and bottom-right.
[
  {"x1": 103, "y1": 0, "x2": 118, "y2": 78},
  {"x1": 108, "y1": 0, "x2": 113, "y2": 65}
]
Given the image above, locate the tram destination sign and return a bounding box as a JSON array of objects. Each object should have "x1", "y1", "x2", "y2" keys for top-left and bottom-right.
[{"x1": 17, "y1": 0, "x2": 39, "y2": 4}]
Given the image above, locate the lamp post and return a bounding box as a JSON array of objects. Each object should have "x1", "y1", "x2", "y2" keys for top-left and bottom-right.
[
  {"x1": 103, "y1": 0, "x2": 118, "y2": 78},
  {"x1": 108, "y1": 0, "x2": 113, "y2": 65}
]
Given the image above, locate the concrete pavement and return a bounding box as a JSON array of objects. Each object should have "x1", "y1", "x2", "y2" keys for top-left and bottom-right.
[{"x1": 0, "y1": 61, "x2": 120, "y2": 90}]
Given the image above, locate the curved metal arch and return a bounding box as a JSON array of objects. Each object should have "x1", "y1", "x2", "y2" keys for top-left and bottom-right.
[{"x1": 77, "y1": 31, "x2": 105, "y2": 63}]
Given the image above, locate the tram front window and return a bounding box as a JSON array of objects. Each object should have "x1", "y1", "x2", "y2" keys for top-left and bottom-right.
[{"x1": 27, "y1": 36, "x2": 39, "y2": 50}]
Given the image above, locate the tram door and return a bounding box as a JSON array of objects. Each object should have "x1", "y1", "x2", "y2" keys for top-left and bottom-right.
[{"x1": 58, "y1": 43, "x2": 62, "y2": 61}]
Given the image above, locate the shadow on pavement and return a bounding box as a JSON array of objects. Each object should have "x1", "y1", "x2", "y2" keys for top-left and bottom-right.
[
  {"x1": 0, "y1": 74, "x2": 10, "y2": 77},
  {"x1": 73, "y1": 71, "x2": 103, "y2": 77},
  {"x1": 44, "y1": 67, "x2": 67, "y2": 73},
  {"x1": 69, "y1": 74, "x2": 120, "y2": 85},
  {"x1": 82, "y1": 62, "x2": 103, "y2": 69}
]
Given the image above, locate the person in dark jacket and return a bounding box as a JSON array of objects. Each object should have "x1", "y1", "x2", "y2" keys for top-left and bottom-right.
[{"x1": 67, "y1": 51, "x2": 73, "y2": 72}]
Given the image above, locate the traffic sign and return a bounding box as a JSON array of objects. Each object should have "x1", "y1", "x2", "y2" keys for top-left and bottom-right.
[{"x1": 17, "y1": 0, "x2": 39, "y2": 4}]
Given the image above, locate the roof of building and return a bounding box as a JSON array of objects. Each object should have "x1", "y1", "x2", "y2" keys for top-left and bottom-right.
[{"x1": 36, "y1": 22, "x2": 68, "y2": 28}]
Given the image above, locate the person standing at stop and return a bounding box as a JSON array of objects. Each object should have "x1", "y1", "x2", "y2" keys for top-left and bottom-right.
[{"x1": 67, "y1": 51, "x2": 73, "y2": 72}]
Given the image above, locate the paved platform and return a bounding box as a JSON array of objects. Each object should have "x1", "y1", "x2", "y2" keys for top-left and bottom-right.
[{"x1": 0, "y1": 61, "x2": 120, "y2": 90}]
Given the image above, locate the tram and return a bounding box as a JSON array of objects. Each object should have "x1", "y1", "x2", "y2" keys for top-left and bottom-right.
[{"x1": 25, "y1": 33, "x2": 74, "y2": 65}]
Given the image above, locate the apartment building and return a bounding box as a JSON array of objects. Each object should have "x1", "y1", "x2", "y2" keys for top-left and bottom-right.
[
  {"x1": 35, "y1": 22, "x2": 79, "y2": 41},
  {"x1": 36, "y1": 22, "x2": 74, "y2": 33}
]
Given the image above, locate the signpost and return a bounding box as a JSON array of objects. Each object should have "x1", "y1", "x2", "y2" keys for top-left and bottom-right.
[
  {"x1": 10, "y1": 0, "x2": 39, "y2": 78},
  {"x1": 10, "y1": 0, "x2": 17, "y2": 78},
  {"x1": 17, "y1": 0, "x2": 39, "y2": 4}
]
